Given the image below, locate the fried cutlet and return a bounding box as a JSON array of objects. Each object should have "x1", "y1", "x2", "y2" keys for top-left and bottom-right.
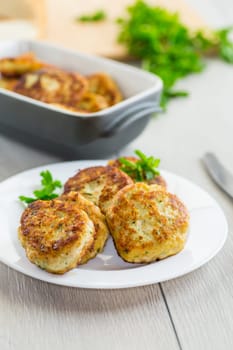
[
  {"x1": 13, "y1": 68, "x2": 88, "y2": 107},
  {"x1": 59, "y1": 191, "x2": 109, "y2": 264},
  {"x1": 0, "y1": 52, "x2": 43, "y2": 77},
  {"x1": 106, "y1": 183, "x2": 189, "y2": 263},
  {"x1": 18, "y1": 199, "x2": 95, "y2": 274},
  {"x1": 76, "y1": 92, "x2": 109, "y2": 112},
  {"x1": 108, "y1": 157, "x2": 167, "y2": 188},
  {"x1": 63, "y1": 166, "x2": 134, "y2": 215},
  {"x1": 49, "y1": 92, "x2": 108, "y2": 113},
  {"x1": 88, "y1": 73, "x2": 123, "y2": 106},
  {"x1": 0, "y1": 77, "x2": 19, "y2": 90}
]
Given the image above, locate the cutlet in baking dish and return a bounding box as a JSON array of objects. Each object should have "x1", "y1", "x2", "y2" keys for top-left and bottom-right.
[
  {"x1": 0, "y1": 52, "x2": 43, "y2": 77},
  {"x1": 88, "y1": 73, "x2": 123, "y2": 106},
  {"x1": 0, "y1": 53, "x2": 124, "y2": 113},
  {"x1": 13, "y1": 68, "x2": 88, "y2": 107}
]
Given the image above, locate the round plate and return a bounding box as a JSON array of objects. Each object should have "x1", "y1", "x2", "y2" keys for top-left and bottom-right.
[{"x1": 0, "y1": 160, "x2": 228, "y2": 289}]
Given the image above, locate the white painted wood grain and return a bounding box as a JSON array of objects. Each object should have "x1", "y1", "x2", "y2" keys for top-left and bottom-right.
[{"x1": 0, "y1": 264, "x2": 179, "y2": 350}]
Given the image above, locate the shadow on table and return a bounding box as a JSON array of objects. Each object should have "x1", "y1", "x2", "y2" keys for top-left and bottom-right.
[{"x1": 0, "y1": 263, "x2": 161, "y2": 313}]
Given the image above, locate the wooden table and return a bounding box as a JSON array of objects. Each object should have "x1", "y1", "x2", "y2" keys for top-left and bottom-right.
[{"x1": 1, "y1": 1, "x2": 233, "y2": 349}]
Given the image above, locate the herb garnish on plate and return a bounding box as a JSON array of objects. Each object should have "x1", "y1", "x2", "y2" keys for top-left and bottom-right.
[
  {"x1": 119, "y1": 150, "x2": 160, "y2": 182},
  {"x1": 19, "y1": 170, "x2": 62, "y2": 204}
]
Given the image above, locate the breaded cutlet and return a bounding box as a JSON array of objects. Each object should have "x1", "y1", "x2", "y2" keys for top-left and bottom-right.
[
  {"x1": 0, "y1": 52, "x2": 43, "y2": 77},
  {"x1": 88, "y1": 73, "x2": 123, "y2": 106},
  {"x1": 76, "y1": 92, "x2": 109, "y2": 112},
  {"x1": 18, "y1": 199, "x2": 95, "y2": 274},
  {"x1": 59, "y1": 191, "x2": 109, "y2": 264},
  {"x1": 63, "y1": 166, "x2": 134, "y2": 215},
  {"x1": 13, "y1": 68, "x2": 88, "y2": 106},
  {"x1": 106, "y1": 183, "x2": 189, "y2": 263},
  {"x1": 49, "y1": 92, "x2": 108, "y2": 113},
  {"x1": 0, "y1": 77, "x2": 19, "y2": 90}
]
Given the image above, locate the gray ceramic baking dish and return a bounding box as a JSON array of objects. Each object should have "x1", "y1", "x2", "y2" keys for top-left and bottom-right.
[{"x1": 0, "y1": 40, "x2": 163, "y2": 159}]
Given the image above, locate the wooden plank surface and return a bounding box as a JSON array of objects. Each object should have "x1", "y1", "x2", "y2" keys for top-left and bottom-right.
[
  {"x1": 43, "y1": 0, "x2": 207, "y2": 59},
  {"x1": 0, "y1": 0, "x2": 206, "y2": 55},
  {"x1": 0, "y1": 266, "x2": 180, "y2": 350}
]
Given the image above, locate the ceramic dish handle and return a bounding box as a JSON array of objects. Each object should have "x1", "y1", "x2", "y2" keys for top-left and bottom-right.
[{"x1": 101, "y1": 102, "x2": 162, "y2": 137}]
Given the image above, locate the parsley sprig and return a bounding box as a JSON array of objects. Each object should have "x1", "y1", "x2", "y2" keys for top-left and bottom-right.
[
  {"x1": 119, "y1": 150, "x2": 160, "y2": 182},
  {"x1": 19, "y1": 170, "x2": 62, "y2": 204},
  {"x1": 76, "y1": 10, "x2": 106, "y2": 23},
  {"x1": 117, "y1": 0, "x2": 233, "y2": 108}
]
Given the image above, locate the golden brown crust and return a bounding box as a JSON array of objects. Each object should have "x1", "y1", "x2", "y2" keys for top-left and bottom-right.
[
  {"x1": 48, "y1": 103, "x2": 82, "y2": 113},
  {"x1": 108, "y1": 157, "x2": 138, "y2": 168},
  {"x1": 0, "y1": 52, "x2": 43, "y2": 77},
  {"x1": 88, "y1": 73, "x2": 123, "y2": 106},
  {"x1": 108, "y1": 157, "x2": 167, "y2": 188},
  {"x1": 108, "y1": 156, "x2": 138, "y2": 168},
  {"x1": 13, "y1": 68, "x2": 88, "y2": 107},
  {"x1": 63, "y1": 166, "x2": 134, "y2": 214},
  {"x1": 147, "y1": 175, "x2": 167, "y2": 188},
  {"x1": 106, "y1": 183, "x2": 189, "y2": 263},
  {"x1": 59, "y1": 191, "x2": 109, "y2": 263},
  {"x1": 76, "y1": 92, "x2": 109, "y2": 112},
  {"x1": 0, "y1": 77, "x2": 19, "y2": 90},
  {"x1": 18, "y1": 199, "x2": 95, "y2": 274},
  {"x1": 64, "y1": 166, "x2": 107, "y2": 200},
  {"x1": 49, "y1": 92, "x2": 109, "y2": 113}
]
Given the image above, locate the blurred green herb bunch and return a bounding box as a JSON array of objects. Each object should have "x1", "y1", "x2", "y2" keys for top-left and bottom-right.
[{"x1": 117, "y1": 0, "x2": 233, "y2": 108}]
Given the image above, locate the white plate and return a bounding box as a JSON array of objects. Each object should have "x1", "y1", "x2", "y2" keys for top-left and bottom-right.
[{"x1": 0, "y1": 160, "x2": 228, "y2": 289}]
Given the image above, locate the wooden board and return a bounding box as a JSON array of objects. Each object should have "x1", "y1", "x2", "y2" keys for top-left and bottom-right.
[
  {"x1": 42, "y1": 0, "x2": 208, "y2": 59},
  {"x1": 0, "y1": 0, "x2": 46, "y2": 39}
]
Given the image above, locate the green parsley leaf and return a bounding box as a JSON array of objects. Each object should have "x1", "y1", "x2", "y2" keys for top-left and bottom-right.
[
  {"x1": 76, "y1": 10, "x2": 107, "y2": 23},
  {"x1": 216, "y1": 27, "x2": 233, "y2": 63},
  {"x1": 18, "y1": 196, "x2": 36, "y2": 204},
  {"x1": 19, "y1": 170, "x2": 62, "y2": 205},
  {"x1": 119, "y1": 149, "x2": 160, "y2": 182}
]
